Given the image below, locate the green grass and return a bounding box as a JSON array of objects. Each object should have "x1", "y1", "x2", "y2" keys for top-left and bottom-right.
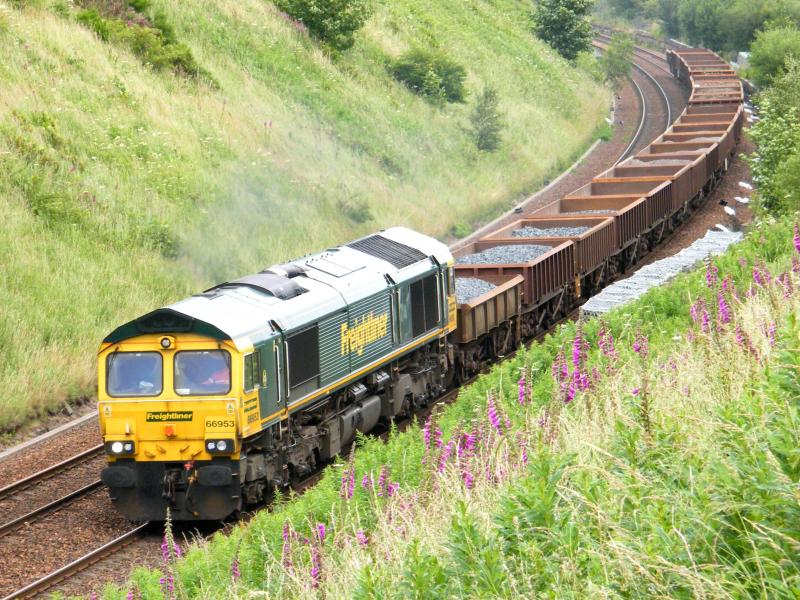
[
  {"x1": 100, "y1": 216, "x2": 800, "y2": 599},
  {"x1": 0, "y1": 0, "x2": 609, "y2": 432}
]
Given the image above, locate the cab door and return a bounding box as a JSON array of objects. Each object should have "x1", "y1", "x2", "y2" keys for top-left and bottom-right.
[{"x1": 257, "y1": 336, "x2": 285, "y2": 426}]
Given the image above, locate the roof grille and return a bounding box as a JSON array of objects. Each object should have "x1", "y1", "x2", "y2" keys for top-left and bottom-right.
[{"x1": 347, "y1": 235, "x2": 428, "y2": 269}]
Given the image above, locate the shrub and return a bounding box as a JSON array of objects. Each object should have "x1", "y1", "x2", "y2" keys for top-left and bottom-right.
[
  {"x1": 273, "y1": 0, "x2": 372, "y2": 52},
  {"x1": 599, "y1": 33, "x2": 633, "y2": 90},
  {"x1": 531, "y1": 0, "x2": 593, "y2": 62},
  {"x1": 76, "y1": 8, "x2": 207, "y2": 79},
  {"x1": 391, "y1": 48, "x2": 467, "y2": 105},
  {"x1": 469, "y1": 87, "x2": 504, "y2": 152},
  {"x1": 749, "y1": 24, "x2": 800, "y2": 87}
]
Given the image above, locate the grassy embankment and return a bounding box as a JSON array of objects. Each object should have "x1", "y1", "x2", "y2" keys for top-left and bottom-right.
[
  {"x1": 0, "y1": 0, "x2": 609, "y2": 433},
  {"x1": 105, "y1": 219, "x2": 800, "y2": 598}
]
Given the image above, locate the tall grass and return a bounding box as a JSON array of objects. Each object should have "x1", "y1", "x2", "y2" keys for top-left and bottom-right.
[
  {"x1": 106, "y1": 217, "x2": 800, "y2": 598},
  {"x1": 0, "y1": 0, "x2": 608, "y2": 432}
]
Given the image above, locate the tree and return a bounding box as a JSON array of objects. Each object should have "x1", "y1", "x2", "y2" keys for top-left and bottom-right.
[
  {"x1": 531, "y1": 0, "x2": 594, "y2": 62},
  {"x1": 749, "y1": 24, "x2": 800, "y2": 87},
  {"x1": 600, "y1": 33, "x2": 634, "y2": 89},
  {"x1": 391, "y1": 48, "x2": 467, "y2": 105},
  {"x1": 274, "y1": 0, "x2": 372, "y2": 52},
  {"x1": 469, "y1": 87, "x2": 505, "y2": 152}
]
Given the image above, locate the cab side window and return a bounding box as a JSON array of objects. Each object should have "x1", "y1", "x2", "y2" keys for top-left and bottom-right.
[{"x1": 244, "y1": 352, "x2": 261, "y2": 392}]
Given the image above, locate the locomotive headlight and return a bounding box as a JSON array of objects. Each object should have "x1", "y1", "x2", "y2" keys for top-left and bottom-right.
[
  {"x1": 205, "y1": 439, "x2": 234, "y2": 455},
  {"x1": 106, "y1": 441, "x2": 135, "y2": 455},
  {"x1": 160, "y1": 336, "x2": 173, "y2": 349}
]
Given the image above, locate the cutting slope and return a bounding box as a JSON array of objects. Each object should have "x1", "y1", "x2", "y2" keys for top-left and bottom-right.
[{"x1": 0, "y1": 0, "x2": 608, "y2": 431}]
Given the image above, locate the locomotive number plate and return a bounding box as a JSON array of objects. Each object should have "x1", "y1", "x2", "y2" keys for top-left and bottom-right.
[{"x1": 205, "y1": 418, "x2": 235, "y2": 429}]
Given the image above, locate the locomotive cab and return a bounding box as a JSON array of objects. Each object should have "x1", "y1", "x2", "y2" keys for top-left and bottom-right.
[{"x1": 98, "y1": 330, "x2": 249, "y2": 521}]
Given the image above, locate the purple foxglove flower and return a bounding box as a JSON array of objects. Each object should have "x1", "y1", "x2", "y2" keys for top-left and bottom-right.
[
  {"x1": 377, "y1": 466, "x2": 388, "y2": 497},
  {"x1": 435, "y1": 428, "x2": 443, "y2": 448},
  {"x1": 768, "y1": 322, "x2": 776, "y2": 347},
  {"x1": 718, "y1": 293, "x2": 730, "y2": 324},
  {"x1": 565, "y1": 382, "x2": 576, "y2": 404},
  {"x1": 361, "y1": 473, "x2": 373, "y2": 491},
  {"x1": 735, "y1": 325, "x2": 745, "y2": 348},
  {"x1": 753, "y1": 266, "x2": 764, "y2": 287},
  {"x1": 705, "y1": 262, "x2": 718, "y2": 288},
  {"x1": 794, "y1": 223, "x2": 800, "y2": 255},
  {"x1": 438, "y1": 441, "x2": 453, "y2": 474},
  {"x1": 387, "y1": 482, "x2": 400, "y2": 497},
  {"x1": 632, "y1": 387, "x2": 640, "y2": 396},
  {"x1": 572, "y1": 333, "x2": 583, "y2": 369},
  {"x1": 423, "y1": 416, "x2": 432, "y2": 450},
  {"x1": 310, "y1": 546, "x2": 321, "y2": 589},
  {"x1": 518, "y1": 375, "x2": 526, "y2": 406},
  {"x1": 462, "y1": 470, "x2": 474, "y2": 489},
  {"x1": 701, "y1": 310, "x2": 710, "y2": 333},
  {"x1": 231, "y1": 558, "x2": 240, "y2": 581},
  {"x1": 316, "y1": 523, "x2": 326, "y2": 543},
  {"x1": 356, "y1": 530, "x2": 369, "y2": 547},
  {"x1": 487, "y1": 395, "x2": 503, "y2": 435}
]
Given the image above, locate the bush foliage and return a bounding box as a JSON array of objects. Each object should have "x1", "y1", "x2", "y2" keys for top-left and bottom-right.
[
  {"x1": 747, "y1": 58, "x2": 800, "y2": 213},
  {"x1": 749, "y1": 23, "x2": 800, "y2": 86},
  {"x1": 469, "y1": 87, "x2": 504, "y2": 151},
  {"x1": 273, "y1": 0, "x2": 372, "y2": 51},
  {"x1": 599, "y1": 32, "x2": 633, "y2": 89},
  {"x1": 531, "y1": 0, "x2": 594, "y2": 61},
  {"x1": 391, "y1": 48, "x2": 467, "y2": 105}
]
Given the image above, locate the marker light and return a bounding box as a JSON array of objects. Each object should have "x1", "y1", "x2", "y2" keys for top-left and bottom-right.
[
  {"x1": 215, "y1": 440, "x2": 227, "y2": 452},
  {"x1": 111, "y1": 441, "x2": 124, "y2": 454},
  {"x1": 160, "y1": 337, "x2": 172, "y2": 349}
]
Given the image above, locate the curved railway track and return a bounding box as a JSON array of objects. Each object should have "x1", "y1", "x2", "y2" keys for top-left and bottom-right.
[{"x1": 1, "y1": 33, "x2": 736, "y2": 600}]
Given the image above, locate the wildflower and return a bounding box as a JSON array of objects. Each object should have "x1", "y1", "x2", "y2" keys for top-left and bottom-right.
[
  {"x1": 231, "y1": 557, "x2": 240, "y2": 581},
  {"x1": 518, "y1": 374, "x2": 526, "y2": 406},
  {"x1": 125, "y1": 591, "x2": 134, "y2": 600},
  {"x1": 571, "y1": 331, "x2": 583, "y2": 369},
  {"x1": 633, "y1": 331, "x2": 648, "y2": 357},
  {"x1": 552, "y1": 351, "x2": 568, "y2": 382},
  {"x1": 519, "y1": 437, "x2": 528, "y2": 465},
  {"x1": 387, "y1": 482, "x2": 400, "y2": 497},
  {"x1": 705, "y1": 260, "x2": 718, "y2": 288},
  {"x1": 690, "y1": 299, "x2": 704, "y2": 323},
  {"x1": 794, "y1": 223, "x2": 800, "y2": 255},
  {"x1": 487, "y1": 395, "x2": 503, "y2": 435},
  {"x1": 423, "y1": 416, "x2": 432, "y2": 450},
  {"x1": 753, "y1": 265, "x2": 766, "y2": 286},
  {"x1": 356, "y1": 530, "x2": 369, "y2": 547},
  {"x1": 462, "y1": 432, "x2": 477, "y2": 452},
  {"x1": 310, "y1": 546, "x2": 321, "y2": 589},
  {"x1": 721, "y1": 274, "x2": 732, "y2": 292},
  {"x1": 282, "y1": 522, "x2": 293, "y2": 568},
  {"x1": 463, "y1": 470, "x2": 474, "y2": 489},
  {"x1": 435, "y1": 428, "x2": 443, "y2": 449},
  {"x1": 768, "y1": 322, "x2": 776, "y2": 347},
  {"x1": 161, "y1": 535, "x2": 170, "y2": 562},
  {"x1": 340, "y1": 467, "x2": 353, "y2": 500},
  {"x1": 565, "y1": 381, "x2": 576, "y2": 404},
  {"x1": 316, "y1": 523, "x2": 326, "y2": 543},
  {"x1": 734, "y1": 325, "x2": 745, "y2": 348},
  {"x1": 438, "y1": 441, "x2": 453, "y2": 474},
  {"x1": 598, "y1": 326, "x2": 617, "y2": 359},
  {"x1": 794, "y1": 257, "x2": 800, "y2": 274},
  {"x1": 377, "y1": 465, "x2": 388, "y2": 497},
  {"x1": 701, "y1": 309, "x2": 710, "y2": 333},
  {"x1": 717, "y1": 293, "x2": 730, "y2": 324},
  {"x1": 361, "y1": 473, "x2": 373, "y2": 491},
  {"x1": 632, "y1": 387, "x2": 640, "y2": 396}
]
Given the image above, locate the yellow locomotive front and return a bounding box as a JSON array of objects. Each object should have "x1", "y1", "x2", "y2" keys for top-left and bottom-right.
[{"x1": 99, "y1": 331, "x2": 245, "y2": 521}]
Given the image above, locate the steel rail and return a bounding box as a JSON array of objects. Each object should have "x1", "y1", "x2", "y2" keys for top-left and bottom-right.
[
  {"x1": 1, "y1": 524, "x2": 149, "y2": 600},
  {"x1": 0, "y1": 479, "x2": 104, "y2": 537},
  {"x1": 0, "y1": 444, "x2": 104, "y2": 502}
]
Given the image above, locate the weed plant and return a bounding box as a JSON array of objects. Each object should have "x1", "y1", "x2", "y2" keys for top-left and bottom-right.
[
  {"x1": 0, "y1": 0, "x2": 608, "y2": 431},
  {"x1": 110, "y1": 217, "x2": 800, "y2": 598}
]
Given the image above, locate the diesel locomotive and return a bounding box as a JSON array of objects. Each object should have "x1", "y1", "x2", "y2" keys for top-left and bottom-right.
[
  {"x1": 99, "y1": 228, "x2": 457, "y2": 520},
  {"x1": 98, "y1": 47, "x2": 743, "y2": 521}
]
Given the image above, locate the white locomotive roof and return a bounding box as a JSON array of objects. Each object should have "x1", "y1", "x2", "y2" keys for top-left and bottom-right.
[{"x1": 106, "y1": 228, "x2": 452, "y2": 350}]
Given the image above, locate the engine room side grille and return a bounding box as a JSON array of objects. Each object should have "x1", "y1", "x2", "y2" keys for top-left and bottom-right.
[{"x1": 347, "y1": 235, "x2": 428, "y2": 269}]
